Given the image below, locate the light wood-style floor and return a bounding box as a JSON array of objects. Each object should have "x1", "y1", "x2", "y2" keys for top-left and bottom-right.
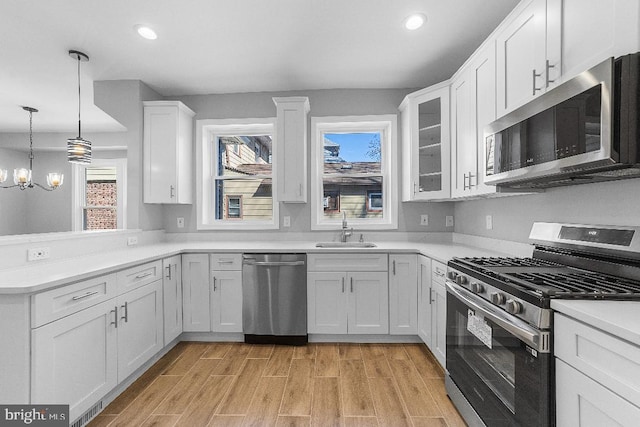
[{"x1": 89, "y1": 341, "x2": 466, "y2": 427}]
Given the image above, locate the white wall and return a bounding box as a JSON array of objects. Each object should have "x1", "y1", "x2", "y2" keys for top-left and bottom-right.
[
  {"x1": 0, "y1": 147, "x2": 28, "y2": 235},
  {"x1": 161, "y1": 88, "x2": 455, "y2": 235},
  {"x1": 454, "y1": 178, "x2": 640, "y2": 244}
]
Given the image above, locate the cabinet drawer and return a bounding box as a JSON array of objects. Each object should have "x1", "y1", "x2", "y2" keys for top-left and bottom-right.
[
  {"x1": 432, "y1": 260, "x2": 447, "y2": 285},
  {"x1": 555, "y1": 313, "x2": 640, "y2": 406},
  {"x1": 308, "y1": 253, "x2": 388, "y2": 272},
  {"x1": 32, "y1": 273, "x2": 117, "y2": 327},
  {"x1": 116, "y1": 260, "x2": 162, "y2": 294},
  {"x1": 210, "y1": 253, "x2": 242, "y2": 271}
]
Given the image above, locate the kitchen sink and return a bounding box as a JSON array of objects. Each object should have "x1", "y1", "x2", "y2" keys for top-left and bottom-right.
[{"x1": 315, "y1": 242, "x2": 377, "y2": 248}]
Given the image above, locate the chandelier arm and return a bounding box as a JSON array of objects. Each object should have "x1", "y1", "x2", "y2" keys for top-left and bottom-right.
[
  {"x1": 0, "y1": 184, "x2": 19, "y2": 189},
  {"x1": 33, "y1": 182, "x2": 55, "y2": 192}
]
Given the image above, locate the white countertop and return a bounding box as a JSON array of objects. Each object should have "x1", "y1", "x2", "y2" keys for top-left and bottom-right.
[
  {"x1": 552, "y1": 300, "x2": 640, "y2": 347},
  {"x1": 0, "y1": 240, "x2": 513, "y2": 295}
]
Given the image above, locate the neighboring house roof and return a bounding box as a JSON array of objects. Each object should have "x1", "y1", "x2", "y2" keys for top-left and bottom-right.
[{"x1": 226, "y1": 162, "x2": 381, "y2": 186}]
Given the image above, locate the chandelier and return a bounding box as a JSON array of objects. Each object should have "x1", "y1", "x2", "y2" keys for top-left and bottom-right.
[
  {"x1": 67, "y1": 50, "x2": 92, "y2": 164},
  {"x1": 0, "y1": 107, "x2": 63, "y2": 191}
]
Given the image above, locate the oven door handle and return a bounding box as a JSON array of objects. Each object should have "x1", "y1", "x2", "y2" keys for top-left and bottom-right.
[{"x1": 446, "y1": 281, "x2": 549, "y2": 353}]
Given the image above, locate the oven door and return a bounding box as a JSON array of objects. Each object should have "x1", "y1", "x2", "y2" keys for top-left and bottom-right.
[{"x1": 446, "y1": 282, "x2": 552, "y2": 427}]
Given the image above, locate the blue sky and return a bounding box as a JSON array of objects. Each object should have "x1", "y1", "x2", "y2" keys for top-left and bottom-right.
[{"x1": 324, "y1": 132, "x2": 380, "y2": 162}]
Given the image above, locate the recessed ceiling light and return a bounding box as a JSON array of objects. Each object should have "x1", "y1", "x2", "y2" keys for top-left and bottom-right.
[
  {"x1": 135, "y1": 25, "x2": 157, "y2": 40},
  {"x1": 404, "y1": 13, "x2": 427, "y2": 30}
]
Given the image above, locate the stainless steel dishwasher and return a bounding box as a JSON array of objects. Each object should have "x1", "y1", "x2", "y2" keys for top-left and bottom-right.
[{"x1": 242, "y1": 254, "x2": 307, "y2": 345}]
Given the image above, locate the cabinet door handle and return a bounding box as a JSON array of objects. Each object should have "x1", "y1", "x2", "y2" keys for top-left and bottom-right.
[
  {"x1": 532, "y1": 69, "x2": 543, "y2": 95},
  {"x1": 170, "y1": 185, "x2": 175, "y2": 198},
  {"x1": 299, "y1": 183, "x2": 303, "y2": 196},
  {"x1": 545, "y1": 60, "x2": 555, "y2": 88},
  {"x1": 463, "y1": 173, "x2": 468, "y2": 190},
  {"x1": 213, "y1": 276, "x2": 217, "y2": 292},
  {"x1": 110, "y1": 306, "x2": 118, "y2": 328},
  {"x1": 120, "y1": 302, "x2": 128, "y2": 323},
  {"x1": 350, "y1": 277, "x2": 354, "y2": 293},
  {"x1": 165, "y1": 264, "x2": 172, "y2": 280},
  {"x1": 413, "y1": 182, "x2": 417, "y2": 195},
  {"x1": 72, "y1": 290, "x2": 99, "y2": 301},
  {"x1": 392, "y1": 260, "x2": 396, "y2": 275},
  {"x1": 135, "y1": 271, "x2": 153, "y2": 280},
  {"x1": 342, "y1": 277, "x2": 345, "y2": 293},
  {"x1": 430, "y1": 287, "x2": 434, "y2": 304}
]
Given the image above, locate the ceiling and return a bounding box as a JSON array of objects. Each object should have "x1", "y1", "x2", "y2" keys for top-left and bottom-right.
[{"x1": 0, "y1": 0, "x2": 519, "y2": 133}]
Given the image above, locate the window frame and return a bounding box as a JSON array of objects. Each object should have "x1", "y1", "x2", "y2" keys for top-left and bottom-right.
[
  {"x1": 310, "y1": 115, "x2": 397, "y2": 230},
  {"x1": 71, "y1": 158, "x2": 127, "y2": 232},
  {"x1": 196, "y1": 118, "x2": 278, "y2": 230}
]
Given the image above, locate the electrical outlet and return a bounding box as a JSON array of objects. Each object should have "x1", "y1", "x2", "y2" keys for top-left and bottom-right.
[
  {"x1": 446, "y1": 215, "x2": 454, "y2": 227},
  {"x1": 283, "y1": 216, "x2": 291, "y2": 227},
  {"x1": 177, "y1": 217, "x2": 185, "y2": 228},
  {"x1": 420, "y1": 214, "x2": 429, "y2": 226},
  {"x1": 486, "y1": 215, "x2": 493, "y2": 230},
  {"x1": 27, "y1": 247, "x2": 50, "y2": 261},
  {"x1": 127, "y1": 236, "x2": 138, "y2": 246}
]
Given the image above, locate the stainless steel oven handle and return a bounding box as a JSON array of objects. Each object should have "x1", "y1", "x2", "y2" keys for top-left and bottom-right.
[
  {"x1": 248, "y1": 261, "x2": 306, "y2": 266},
  {"x1": 446, "y1": 281, "x2": 546, "y2": 352}
]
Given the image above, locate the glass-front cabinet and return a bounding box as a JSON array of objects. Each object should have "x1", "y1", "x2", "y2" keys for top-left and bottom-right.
[{"x1": 400, "y1": 82, "x2": 450, "y2": 201}]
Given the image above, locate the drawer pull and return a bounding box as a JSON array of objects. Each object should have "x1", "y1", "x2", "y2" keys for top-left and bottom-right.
[
  {"x1": 121, "y1": 302, "x2": 129, "y2": 323},
  {"x1": 434, "y1": 269, "x2": 445, "y2": 277},
  {"x1": 71, "y1": 290, "x2": 99, "y2": 301},
  {"x1": 134, "y1": 271, "x2": 154, "y2": 280},
  {"x1": 350, "y1": 277, "x2": 354, "y2": 293},
  {"x1": 165, "y1": 264, "x2": 172, "y2": 280},
  {"x1": 217, "y1": 260, "x2": 235, "y2": 264}
]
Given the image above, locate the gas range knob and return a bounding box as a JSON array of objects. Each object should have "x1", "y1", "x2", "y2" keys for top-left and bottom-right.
[
  {"x1": 456, "y1": 275, "x2": 468, "y2": 285},
  {"x1": 447, "y1": 271, "x2": 457, "y2": 280},
  {"x1": 470, "y1": 282, "x2": 485, "y2": 293},
  {"x1": 505, "y1": 299, "x2": 523, "y2": 315},
  {"x1": 491, "y1": 292, "x2": 506, "y2": 305}
]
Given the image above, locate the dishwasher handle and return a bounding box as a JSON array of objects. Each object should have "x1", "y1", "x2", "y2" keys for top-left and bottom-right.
[{"x1": 244, "y1": 260, "x2": 306, "y2": 267}]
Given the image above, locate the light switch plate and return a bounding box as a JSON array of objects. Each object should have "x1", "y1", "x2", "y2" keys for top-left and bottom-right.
[
  {"x1": 420, "y1": 214, "x2": 429, "y2": 226},
  {"x1": 127, "y1": 236, "x2": 138, "y2": 246},
  {"x1": 446, "y1": 215, "x2": 454, "y2": 227},
  {"x1": 177, "y1": 217, "x2": 185, "y2": 228},
  {"x1": 486, "y1": 215, "x2": 493, "y2": 230},
  {"x1": 283, "y1": 216, "x2": 291, "y2": 227}
]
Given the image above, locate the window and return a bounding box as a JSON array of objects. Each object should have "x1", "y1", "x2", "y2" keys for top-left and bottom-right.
[
  {"x1": 367, "y1": 191, "x2": 383, "y2": 212},
  {"x1": 72, "y1": 158, "x2": 127, "y2": 231},
  {"x1": 226, "y1": 195, "x2": 242, "y2": 219},
  {"x1": 196, "y1": 118, "x2": 278, "y2": 230},
  {"x1": 311, "y1": 115, "x2": 397, "y2": 230}
]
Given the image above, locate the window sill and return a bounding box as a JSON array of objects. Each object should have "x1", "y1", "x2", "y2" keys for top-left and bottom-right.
[{"x1": 197, "y1": 221, "x2": 280, "y2": 231}]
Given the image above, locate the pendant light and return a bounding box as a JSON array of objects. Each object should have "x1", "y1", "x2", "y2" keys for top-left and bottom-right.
[
  {"x1": 67, "y1": 50, "x2": 92, "y2": 164},
  {"x1": 0, "y1": 107, "x2": 63, "y2": 191}
]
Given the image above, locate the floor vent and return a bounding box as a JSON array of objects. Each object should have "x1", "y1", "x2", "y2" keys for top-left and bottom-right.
[{"x1": 71, "y1": 401, "x2": 103, "y2": 427}]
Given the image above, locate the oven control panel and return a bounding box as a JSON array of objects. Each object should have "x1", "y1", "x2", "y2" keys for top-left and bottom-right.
[{"x1": 446, "y1": 268, "x2": 549, "y2": 329}]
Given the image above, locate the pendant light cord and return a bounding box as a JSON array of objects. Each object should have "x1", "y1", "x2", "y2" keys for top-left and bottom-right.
[{"x1": 77, "y1": 54, "x2": 82, "y2": 138}]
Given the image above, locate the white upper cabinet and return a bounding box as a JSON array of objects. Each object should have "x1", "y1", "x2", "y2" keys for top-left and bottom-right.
[
  {"x1": 400, "y1": 83, "x2": 451, "y2": 201},
  {"x1": 273, "y1": 97, "x2": 310, "y2": 203},
  {"x1": 559, "y1": 0, "x2": 640, "y2": 81},
  {"x1": 495, "y1": 0, "x2": 561, "y2": 117},
  {"x1": 143, "y1": 101, "x2": 195, "y2": 204},
  {"x1": 450, "y1": 69, "x2": 475, "y2": 199}
]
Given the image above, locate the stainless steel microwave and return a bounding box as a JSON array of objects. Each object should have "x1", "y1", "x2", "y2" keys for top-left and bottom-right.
[{"x1": 484, "y1": 53, "x2": 640, "y2": 189}]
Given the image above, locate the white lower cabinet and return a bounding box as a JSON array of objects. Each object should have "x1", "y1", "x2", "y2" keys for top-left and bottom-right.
[
  {"x1": 31, "y1": 276, "x2": 164, "y2": 422},
  {"x1": 182, "y1": 254, "x2": 211, "y2": 332},
  {"x1": 308, "y1": 269, "x2": 389, "y2": 335},
  {"x1": 116, "y1": 280, "x2": 164, "y2": 382},
  {"x1": 417, "y1": 256, "x2": 447, "y2": 367},
  {"x1": 555, "y1": 313, "x2": 640, "y2": 426},
  {"x1": 211, "y1": 270, "x2": 243, "y2": 333},
  {"x1": 389, "y1": 254, "x2": 418, "y2": 334},
  {"x1": 162, "y1": 255, "x2": 183, "y2": 343},
  {"x1": 32, "y1": 300, "x2": 118, "y2": 422}
]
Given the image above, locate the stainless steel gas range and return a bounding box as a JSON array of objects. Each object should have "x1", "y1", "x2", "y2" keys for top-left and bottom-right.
[{"x1": 445, "y1": 222, "x2": 640, "y2": 427}]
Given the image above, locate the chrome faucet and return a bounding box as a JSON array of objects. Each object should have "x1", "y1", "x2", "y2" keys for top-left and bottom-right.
[{"x1": 340, "y1": 211, "x2": 353, "y2": 242}]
